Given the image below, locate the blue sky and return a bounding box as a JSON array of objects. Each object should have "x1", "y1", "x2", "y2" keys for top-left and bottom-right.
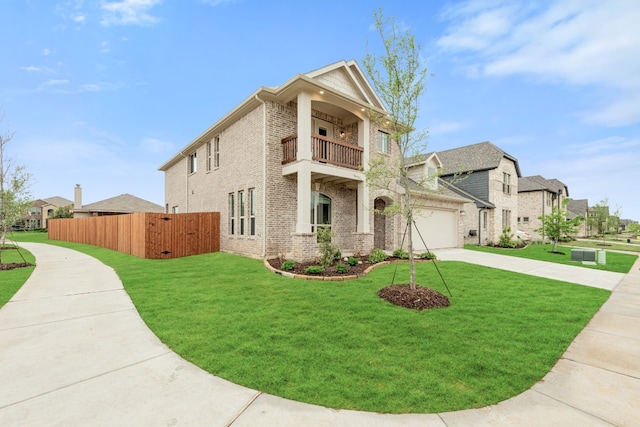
[{"x1": 2, "y1": 0, "x2": 639, "y2": 220}]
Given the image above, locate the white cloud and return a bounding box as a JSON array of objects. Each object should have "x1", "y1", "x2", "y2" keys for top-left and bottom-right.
[
  {"x1": 44, "y1": 79, "x2": 70, "y2": 86},
  {"x1": 22, "y1": 66, "x2": 41, "y2": 72},
  {"x1": 429, "y1": 120, "x2": 468, "y2": 135},
  {"x1": 140, "y1": 137, "x2": 174, "y2": 155},
  {"x1": 437, "y1": 0, "x2": 640, "y2": 127},
  {"x1": 100, "y1": 0, "x2": 163, "y2": 26}
]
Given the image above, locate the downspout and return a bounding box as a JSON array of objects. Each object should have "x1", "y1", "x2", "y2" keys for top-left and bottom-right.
[
  {"x1": 255, "y1": 94, "x2": 267, "y2": 258},
  {"x1": 478, "y1": 207, "x2": 483, "y2": 246},
  {"x1": 541, "y1": 191, "x2": 545, "y2": 241}
]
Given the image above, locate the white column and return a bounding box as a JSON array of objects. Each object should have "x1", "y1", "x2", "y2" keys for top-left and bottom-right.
[
  {"x1": 357, "y1": 180, "x2": 370, "y2": 232},
  {"x1": 296, "y1": 162, "x2": 312, "y2": 233},
  {"x1": 297, "y1": 91, "x2": 312, "y2": 161},
  {"x1": 357, "y1": 118, "x2": 370, "y2": 232}
]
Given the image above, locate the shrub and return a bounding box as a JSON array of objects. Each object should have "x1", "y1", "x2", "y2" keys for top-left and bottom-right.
[
  {"x1": 304, "y1": 265, "x2": 325, "y2": 275},
  {"x1": 392, "y1": 248, "x2": 409, "y2": 259},
  {"x1": 497, "y1": 227, "x2": 517, "y2": 248},
  {"x1": 317, "y1": 226, "x2": 340, "y2": 268},
  {"x1": 281, "y1": 259, "x2": 296, "y2": 271},
  {"x1": 368, "y1": 248, "x2": 388, "y2": 263},
  {"x1": 335, "y1": 262, "x2": 349, "y2": 274},
  {"x1": 347, "y1": 256, "x2": 359, "y2": 266},
  {"x1": 419, "y1": 252, "x2": 437, "y2": 260}
]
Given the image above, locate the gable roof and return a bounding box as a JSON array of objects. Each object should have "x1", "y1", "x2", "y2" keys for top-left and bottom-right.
[
  {"x1": 437, "y1": 141, "x2": 521, "y2": 177},
  {"x1": 567, "y1": 199, "x2": 588, "y2": 218},
  {"x1": 159, "y1": 59, "x2": 386, "y2": 171},
  {"x1": 75, "y1": 194, "x2": 164, "y2": 214},
  {"x1": 42, "y1": 196, "x2": 73, "y2": 207},
  {"x1": 519, "y1": 175, "x2": 569, "y2": 196}
]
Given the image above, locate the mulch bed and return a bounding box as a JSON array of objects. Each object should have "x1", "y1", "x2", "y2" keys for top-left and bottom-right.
[
  {"x1": 0, "y1": 262, "x2": 33, "y2": 270},
  {"x1": 267, "y1": 256, "x2": 375, "y2": 277},
  {"x1": 267, "y1": 256, "x2": 449, "y2": 310},
  {"x1": 377, "y1": 284, "x2": 450, "y2": 310}
]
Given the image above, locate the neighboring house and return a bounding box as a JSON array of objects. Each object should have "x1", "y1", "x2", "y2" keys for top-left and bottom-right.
[
  {"x1": 436, "y1": 141, "x2": 522, "y2": 245},
  {"x1": 518, "y1": 175, "x2": 569, "y2": 240},
  {"x1": 159, "y1": 60, "x2": 469, "y2": 261},
  {"x1": 25, "y1": 196, "x2": 73, "y2": 229},
  {"x1": 588, "y1": 204, "x2": 610, "y2": 235},
  {"x1": 566, "y1": 198, "x2": 589, "y2": 237},
  {"x1": 72, "y1": 184, "x2": 163, "y2": 218}
]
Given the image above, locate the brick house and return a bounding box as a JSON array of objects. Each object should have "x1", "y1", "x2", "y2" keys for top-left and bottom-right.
[
  {"x1": 159, "y1": 60, "x2": 469, "y2": 261},
  {"x1": 436, "y1": 141, "x2": 522, "y2": 245},
  {"x1": 517, "y1": 175, "x2": 569, "y2": 240},
  {"x1": 25, "y1": 197, "x2": 73, "y2": 229},
  {"x1": 72, "y1": 184, "x2": 164, "y2": 218},
  {"x1": 566, "y1": 198, "x2": 589, "y2": 237}
]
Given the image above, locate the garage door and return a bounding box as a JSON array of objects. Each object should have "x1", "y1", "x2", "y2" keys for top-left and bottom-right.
[{"x1": 412, "y1": 208, "x2": 458, "y2": 251}]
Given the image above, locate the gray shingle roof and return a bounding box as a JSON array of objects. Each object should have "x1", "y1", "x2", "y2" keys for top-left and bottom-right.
[
  {"x1": 76, "y1": 194, "x2": 164, "y2": 214},
  {"x1": 42, "y1": 196, "x2": 73, "y2": 207},
  {"x1": 520, "y1": 175, "x2": 569, "y2": 196},
  {"x1": 437, "y1": 141, "x2": 521, "y2": 177},
  {"x1": 566, "y1": 198, "x2": 588, "y2": 219}
]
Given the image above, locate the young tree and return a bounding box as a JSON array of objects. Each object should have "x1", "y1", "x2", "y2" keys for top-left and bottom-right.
[
  {"x1": 0, "y1": 112, "x2": 33, "y2": 258},
  {"x1": 50, "y1": 205, "x2": 73, "y2": 219},
  {"x1": 363, "y1": 10, "x2": 430, "y2": 290},
  {"x1": 588, "y1": 198, "x2": 610, "y2": 244},
  {"x1": 536, "y1": 199, "x2": 582, "y2": 253}
]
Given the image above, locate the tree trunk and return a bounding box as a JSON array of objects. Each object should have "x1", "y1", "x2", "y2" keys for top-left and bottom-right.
[{"x1": 407, "y1": 214, "x2": 416, "y2": 290}]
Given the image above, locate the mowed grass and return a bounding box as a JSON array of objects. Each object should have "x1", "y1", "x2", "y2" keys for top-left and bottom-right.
[
  {"x1": 465, "y1": 243, "x2": 638, "y2": 273},
  {"x1": 0, "y1": 245, "x2": 35, "y2": 307},
  {"x1": 9, "y1": 233, "x2": 610, "y2": 413}
]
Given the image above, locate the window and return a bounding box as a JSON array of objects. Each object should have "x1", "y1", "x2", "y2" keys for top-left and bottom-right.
[
  {"x1": 249, "y1": 188, "x2": 256, "y2": 236},
  {"x1": 239, "y1": 190, "x2": 245, "y2": 235},
  {"x1": 523, "y1": 217, "x2": 529, "y2": 223},
  {"x1": 188, "y1": 152, "x2": 197, "y2": 174},
  {"x1": 310, "y1": 192, "x2": 332, "y2": 232},
  {"x1": 228, "y1": 193, "x2": 235, "y2": 235},
  {"x1": 502, "y1": 209, "x2": 512, "y2": 229},
  {"x1": 214, "y1": 136, "x2": 220, "y2": 168},
  {"x1": 172, "y1": 206, "x2": 179, "y2": 213},
  {"x1": 377, "y1": 131, "x2": 390, "y2": 154},
  {"x1": 502, "y1": 172, "x2": 511, "y2": 194},
  {"x1": 483, "y1": 211, "x2": 488, "y2": 230},
  {"x1": 206, "y1": 142, "x2": 212, "y2": 171}
]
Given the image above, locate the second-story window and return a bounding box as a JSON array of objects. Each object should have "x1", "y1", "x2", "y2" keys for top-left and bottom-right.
[
  {"x1": 377, "y1": 131, "x2": 390, "y2": 154},
  {"x1": 502, "y1": 172, "x2": 511, "y2": 194},
  {"x1": 206, "y1": 141, "x2": 212, "y2": 172},
  {"x1": 214, "y1": 136, "x2": 220, "y2": 168},
  {"x1": 188, "y1": 152, "x2": 197, "y2": 174}
]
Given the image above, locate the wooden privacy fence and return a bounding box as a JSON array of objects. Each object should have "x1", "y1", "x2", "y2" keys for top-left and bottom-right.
[{"x1": 48, "y1": 212, "x2": 220, "y2": 259}]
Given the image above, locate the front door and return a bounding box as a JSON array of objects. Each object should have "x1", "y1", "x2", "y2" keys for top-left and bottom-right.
[{"x1": 313, "y1": 118, "x2": 333, "y2": 138}]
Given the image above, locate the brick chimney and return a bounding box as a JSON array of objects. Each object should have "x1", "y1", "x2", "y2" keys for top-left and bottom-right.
[{"x1": 74, "y1": 184, "x2": 82, "y2": 210}]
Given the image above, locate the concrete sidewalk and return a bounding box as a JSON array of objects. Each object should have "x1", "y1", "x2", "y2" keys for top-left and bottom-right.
[{"x1": 1, "y1": 243, "x2": 638, "y2": 426}]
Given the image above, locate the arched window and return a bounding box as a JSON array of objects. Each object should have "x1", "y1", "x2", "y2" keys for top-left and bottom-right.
[{"x1": 310, "y1": 192, "x2": 331, "y2": 232}]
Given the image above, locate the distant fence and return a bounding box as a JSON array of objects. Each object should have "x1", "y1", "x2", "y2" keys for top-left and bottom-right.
[{"x1": 48, "y1": 212, "x2": 220, "y2": 259}]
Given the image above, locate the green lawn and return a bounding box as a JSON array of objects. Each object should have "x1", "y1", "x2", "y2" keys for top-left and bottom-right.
[
  {"x1": 563, "y1": 239, "x2": 640, "y2": 253},
  {"x1": 465, "y1": 243, "x2": 638, "y2": 273},
  {"x1": 0, "y1": 244, "x2": 35, "y2": 307},
  {"x1": 7, "y1": 232, "x2": 611, "y2": 413}
]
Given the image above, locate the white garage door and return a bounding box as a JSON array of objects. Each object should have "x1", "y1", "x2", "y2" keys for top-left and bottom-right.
[{"x1": 412, "y1": 208, "x2": 458, "y2": 251}]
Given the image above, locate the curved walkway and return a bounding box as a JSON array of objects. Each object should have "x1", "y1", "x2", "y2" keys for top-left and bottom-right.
[{"x1": 0, "y1": 243, "x2": 638, "y2": 426}]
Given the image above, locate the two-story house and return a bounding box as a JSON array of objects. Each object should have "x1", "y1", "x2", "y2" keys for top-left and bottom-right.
[
  {"x1": 566, "y1": 198, "x2": 589, "y2": 237},
  {"x1": 437, "y1": 141, "x2": 522, "y2": 245},
  {"x1": 159, "y1": 60, "x2": 469, "y2": 261},
  {"x1": 518, "y1": 175, "x2": 568, "y2": 240}
]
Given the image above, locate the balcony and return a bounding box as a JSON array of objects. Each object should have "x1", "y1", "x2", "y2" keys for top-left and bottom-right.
[{"x1": 281, "y1": 134, "x2": 363, "y2": 170}]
